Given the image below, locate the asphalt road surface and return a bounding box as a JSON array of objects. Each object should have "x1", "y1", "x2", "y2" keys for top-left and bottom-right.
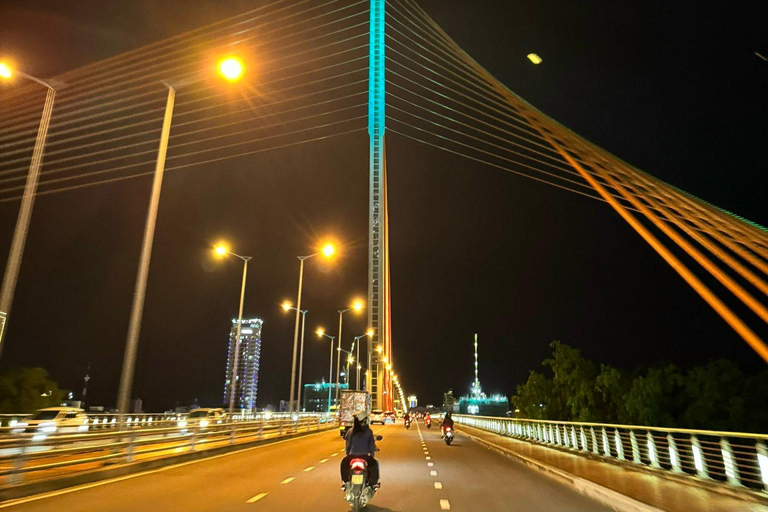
[{"x1": 0, "y1": 421, "x2": 616, "y2": 511}]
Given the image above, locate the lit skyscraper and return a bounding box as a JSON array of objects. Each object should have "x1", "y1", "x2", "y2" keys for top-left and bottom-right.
[{"x1": 223, "y1": 318, "x2": 262, "y2": 411}]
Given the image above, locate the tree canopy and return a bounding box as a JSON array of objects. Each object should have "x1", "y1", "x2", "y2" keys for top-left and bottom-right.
[
  {"x1": 513, "y1": 342, "x2": 768, "y2": 432},
  {"x1": 0, "y1": 368, "x2": 67, "y2": 414}
]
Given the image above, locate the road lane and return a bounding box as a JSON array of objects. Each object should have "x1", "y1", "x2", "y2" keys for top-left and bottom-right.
[{"x1": 0, "y1": 420, "x2": 615, "y2": 511}]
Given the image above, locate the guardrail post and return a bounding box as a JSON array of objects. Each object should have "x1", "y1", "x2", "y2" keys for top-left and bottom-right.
[
  {"x1": 691, "y1": 435, "x2": 709, "y2": 479},
  {"x1": 646, "y1": 432, "x2": 660, "y2": 468},
  {"x1": 579, "y1": 427, "x2": 588, "y2": 452},
  {"x1": 570, "y1": 426, "x2": 578, "y2": 449},
  {"x1": 294, "y1": 417, "x2": 298, "y2": 434},
  {"x1": 590, "y1": 428, "x2": 599, "y2": 455},
  {"x1": 629, "y1": 431, "x2": 641, "y2": 464},
  {"x1": 190, "y1": 425, "x2": 198, "y2": 452},
  {"x1": 555, "y1": 426, "x2": 562, "y2": 446},
  {"x1": 720, "y1": 438, "x2": 741, "y2": 486},
  {"x1": 279, "y1": 417, "x2": 284, "y2": 436},
  {"x1": 229, "y1": 421, "x2": 236, "y2": 445},
  {"x1": 126, "y1": 431, "x2": 136, "y2": 463},
  {"x1": 601, "y1": 428, "x2": 611, "y2": 457},
  {"x1": 615, "y1": 430, "x2": 625, "y2": 460},
  {"x1": 258, "y1": 418, "x2": 264, "y2": 439},
  {"x1": 667, "y1": 434, "x2": 682, "y2": 473},
  {"x1": 8, "y1": 438, "x2": 29, "y2": 485},
  {"x1": 756, "y1": 441, "x2": 768, "y2": 491}
]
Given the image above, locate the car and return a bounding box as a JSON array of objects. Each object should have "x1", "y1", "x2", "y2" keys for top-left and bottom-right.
[
  {"x1": 369, "y1": 410, "x2": 385, "y2": 425},
  {"x1": 383, "y1": 411, "x2": 396, "y2": 424},
  {"x1": 12, "y1": 407, "x2": 89, "y2": 438},
  {"x1": 178, "y1": 408, "x2": 226, "y2": 431}
]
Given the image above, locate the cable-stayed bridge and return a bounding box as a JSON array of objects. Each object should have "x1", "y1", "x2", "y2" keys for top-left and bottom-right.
[{"x1": 0, "y1": 0, "x2": 766, "y2": 510}]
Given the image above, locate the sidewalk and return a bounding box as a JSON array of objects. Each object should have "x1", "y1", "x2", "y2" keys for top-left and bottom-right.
[{"x1": 459, "y1": 424, "x2": 768, "y2": 512}]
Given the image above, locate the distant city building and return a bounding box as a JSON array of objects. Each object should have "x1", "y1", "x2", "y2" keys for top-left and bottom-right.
[
  {"x1": 303, "y1": 382, "x2": 349, "y2": 412},
  {"x1": 131, "y1": 398, "x2": 143, "y2": 414},
  {"x1": 407, "y1": 395, "x2": 418, "y2": 409},
  {"x1": 443, "y1": 389, "x2": 459, "y2": 413},
  {"x1": 223, "y1": 318, "x2": 263, "y2": 411},
  {"x1": 458, "y1": 394, "x2": 509, "y2": 417}
]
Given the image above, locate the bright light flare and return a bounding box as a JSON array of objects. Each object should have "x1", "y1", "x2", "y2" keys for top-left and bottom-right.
[
  {"x1": 0, "y1": 63, "x2": 12, "y2": 79},
  {"x1": 218, "y1": 57, "x2": 244, "y2": 82},
  {"x1": 316, "y1": 328, "x2": 325, "y2": 337},
  {"x1": 352, "y1": 300, "x2": 364, "y2": 312},
  {"x1": 376, "y1": 345, "x2": 383, "y2": 353},
  {"x1": 281, "y1": 301, "x2": 292, "y2": 312},
  {"x1": 321, "y1": 243, "x2": 336, "y2": 258},
  {"x1": 214, "y1": 243, "x2": 229, "y2": 257},
  {"x1": 367, "y1": 329, "x2": 374, "y2": 337},
  {"x1": 527, "y1": 53, "x2": 542, "y2": 65}
]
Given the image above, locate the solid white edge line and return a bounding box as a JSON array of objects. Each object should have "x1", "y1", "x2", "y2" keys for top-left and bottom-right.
[{"x1": 0, "y1": 429, "x2": 335, "y2": 509}]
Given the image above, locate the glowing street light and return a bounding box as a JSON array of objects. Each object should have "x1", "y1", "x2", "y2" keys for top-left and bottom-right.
[
  {"x1": 218, "y1": 57, "x2": 244, "y2": 82},
  {"x1": 316, "y1": 328, "x2": 337, "y2": 412},
  {"x1": 282, "y1": 301, "x2": 307, "y2": 410},
  {"x1": 0, "y1": 61, "x2": 56, "y2": 362},
  {"x1": 288, "y1": 241, "x2": 339, "y2": 414},
  {"x1": 335, "y1": 298, "x2": 365, "y2": 402},
  {"x1": 212, "y1": 243, "x2": 252, "y2": 415},
  {"x1": 527, "y1": 53, "x2": 543, "y2": 65},
  {"x1": 353, "y1": 329, "x2": 373, "y2": 390},
  {"x1": 116, "y1": 57, "x2": 246, "y2": 421}
]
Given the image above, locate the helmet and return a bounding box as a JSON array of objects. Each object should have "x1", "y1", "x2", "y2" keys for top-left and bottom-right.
[{"x1": 355, "y1": 411, "x2": 369, "y2": 424}]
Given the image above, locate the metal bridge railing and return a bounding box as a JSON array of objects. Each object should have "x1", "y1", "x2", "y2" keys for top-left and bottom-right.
[
  {"x1": 0, "y1": 413, "x2": 333, "y2": 486},
  {"x1": 455, "y1": 414, "x2": 768, "y2": 493}
]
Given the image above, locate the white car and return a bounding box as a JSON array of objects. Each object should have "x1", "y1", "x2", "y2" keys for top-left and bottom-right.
[
  {"x1": 369, "y1": 410, "x2": 385, "y2": 425},
  {"x1": 178, "y1": 408, "x2": 226, "y2": 431},
  {"x1": 13, "y1": 407, "x2": 89, "y2": 438}
]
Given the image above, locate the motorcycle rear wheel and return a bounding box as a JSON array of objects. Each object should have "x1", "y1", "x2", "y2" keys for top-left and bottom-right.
[{"x1": 353, "y1": 496, "x2": 362, "y2": 511}]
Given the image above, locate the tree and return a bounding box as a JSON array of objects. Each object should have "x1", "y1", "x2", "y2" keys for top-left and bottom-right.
[
  {"x1": 594, "y1": 364, "x2": 630, "y2": 423},
  {"x1": 620, "y1": 364, "x2": 684, "y2": 427},
  {"x1": 0, "y1": 368, "x2": 67, "y2": 413},
  {"x1": 679, "y1": 359, "x2": 746, "y2": 431},
  {"x1": 545, "y1": 341, "x2": 598, "y2": 421},
  {"x1": 513, "y1": 371, "x2": 553, "y2": 419}
]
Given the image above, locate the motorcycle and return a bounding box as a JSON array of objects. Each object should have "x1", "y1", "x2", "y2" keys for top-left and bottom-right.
[
  {"x1": 443, "y1": 426, "x2": 454, "y2": 445},
  {"x1": 343, "y1": 435, "x2": 383, "y2": 511},
  {"x1": 405, "y1": 419, "x2": 411, "y2": 429},
  {"x1": 425, "y1": 417, "x2": 432, "y2": 428}
]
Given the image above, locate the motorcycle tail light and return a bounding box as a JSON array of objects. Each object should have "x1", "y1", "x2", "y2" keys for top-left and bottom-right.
[{"x1": 351, "y1": 459, "x2": 367, "y2": 470}]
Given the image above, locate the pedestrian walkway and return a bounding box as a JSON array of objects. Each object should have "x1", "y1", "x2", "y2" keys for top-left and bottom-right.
[{"x1": 460, "y1": 424, "x2": 768, "y2": 512}]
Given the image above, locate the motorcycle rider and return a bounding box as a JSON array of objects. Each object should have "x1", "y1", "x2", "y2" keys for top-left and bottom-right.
[
  {"x1": 441, "y1": 412, "x2": 454, "y2": 437},
  {"x1": 340, "y1": 412, "x2": 380, "y2": 488},
  {"x1": 404, "y1": 411, "x2": 411, "y2": 427},
  {"x1": 424, "y1": 412, "x2": 431, "y2": 425}
]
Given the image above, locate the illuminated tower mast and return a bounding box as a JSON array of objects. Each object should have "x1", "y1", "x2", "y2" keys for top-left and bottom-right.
[
  {"x1": 471, "y1": 333, "x2": 482, "y2": 398},
  {"x1": 367, "y1": 0, "x2": 390, "y2": 410}
]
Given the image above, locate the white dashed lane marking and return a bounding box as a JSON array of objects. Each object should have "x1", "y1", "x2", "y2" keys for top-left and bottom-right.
[
  {"x1": 434, "y1": 482, "x2": 443, "y2": 490},
  {"x1": 304, "y1": 466, "x2": 315, "y2": 472},
  {"x1": 440, "y1": 499, "x2": 451, "y2": 510},
  {"x1": 319, "y1": 459, "x2": 328, "y2": 463},
  {"x1": 430, "y1": 470, "x2": 438, "y2": 476},
  {"x1": 247, "y1": 493, "x2": 268, "y2": 503},
  {"x1": 281, "y1": 477, "x2": 295, "y2": 484},
  {"x1": 331, "y1": 452, "x2": 339, "y2": 457},
  {"x1": 426, "y1": 456, "x2": 431, "y2": 460},
  {"x1": 428, "y1": 462, "x2": 434, "y2": 467}
]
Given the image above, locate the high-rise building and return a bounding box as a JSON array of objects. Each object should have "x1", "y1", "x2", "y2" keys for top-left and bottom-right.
[
  {"x1": 222, "y1": 318, "x2": 263, "y2": 411},
  {"x1": 302, "y1": 382, "x2": 348, "y2": 412}
]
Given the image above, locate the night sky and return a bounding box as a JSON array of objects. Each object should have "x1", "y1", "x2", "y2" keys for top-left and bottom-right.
[{"x1": 0, "y1": 0, "x2": 766, "y2": 411}]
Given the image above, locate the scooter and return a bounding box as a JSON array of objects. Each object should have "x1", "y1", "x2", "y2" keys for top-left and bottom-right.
[
  {"x1": 443, "y1": 426, "x2": 454, "y2": 445},
  {"x1": 405, "y1": 419, "x2": 411, "y2": 429},
  {"x1": 343, "y1": 436, "x2": 383, "y2": 511},
  {"x1": 425, "y1": 417, "x2": 432, "y2": 428}
]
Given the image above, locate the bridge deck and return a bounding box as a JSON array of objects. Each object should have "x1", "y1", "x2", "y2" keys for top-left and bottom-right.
[
  {"x1": 461, "y1": 424, "x2": 768, "y2": 512},
  {"x1": 0, "y1": 421, "x2": 613, "y2": 511}
]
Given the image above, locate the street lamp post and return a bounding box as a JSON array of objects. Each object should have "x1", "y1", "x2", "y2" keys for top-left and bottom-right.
[
  {"x1": 338, "y1": 347, "x2": 354, "y2": 386},
  {"x1": 289, "y1": 244, "x2": 335, "y2": 414},
  {"x1": 283, "y1": 303, "x2": 307, "y2": 412},
  {"x1": 0, "y1": 64, "x2": 56, "y2": 359},
  {"x1": 116, "y1": 57, "x2": 245, "y2": 420},
  {"x1": 215, "y1": 244, "x2": 252, "y2": 415},
  {"x1": 353, "y1": 329, "x2": 373, "y2": 390},
  {"x1": 316, "y1": 329, "x2": 336, "y2": 413},
  {"x1": 335, "y1": 300, "x2": 364, "y2": 404}
]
